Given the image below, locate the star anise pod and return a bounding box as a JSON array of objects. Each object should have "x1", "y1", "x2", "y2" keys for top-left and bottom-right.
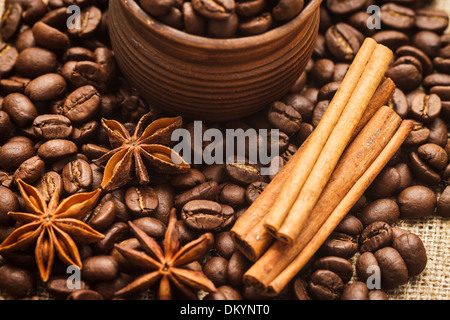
[
  {"x1": 93, "y1": 112, "x2": 190, "y2": 191},
  {"x1": 0, "y1": 179, "x2": 104, "y2": 282},
  {"x1": 114, "y1": 208, "x2": 217, "y2": 300}
]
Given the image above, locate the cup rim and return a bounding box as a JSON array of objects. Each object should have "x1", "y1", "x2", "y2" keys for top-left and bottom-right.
[{"x1": 119, "y1": 0, "x2": 323, "y2": 50}]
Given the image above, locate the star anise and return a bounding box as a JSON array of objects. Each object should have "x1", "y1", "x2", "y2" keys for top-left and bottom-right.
[
  {"x1": 0, "y1": 179, "x2": 104, "y2": 282},
  {"x1": 94, "y1": 111, "x2": 190, "y2": 191},
  {"x1": 114, "y1": 208, "x2": 217, "y2": 300}
]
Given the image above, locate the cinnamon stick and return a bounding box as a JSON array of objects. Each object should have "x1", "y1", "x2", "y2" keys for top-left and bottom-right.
[
  {"x1": 243, "y1": 106, "x2": 402, "y2": 291},
  {"x1": 265, "y1": 120, "x2": 415, "y2": 296},
  {"x1": 275, "y1": 43, "x2": 394, "y2": 244},
  {"x1": 262, "y1": 38, "x2": 378, "y2": 237}
]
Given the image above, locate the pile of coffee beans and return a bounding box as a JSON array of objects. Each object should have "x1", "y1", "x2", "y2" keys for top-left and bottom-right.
[
  {"x1": 0, "y1": 0, "x2": 448, "y2": 300},
  {"x1": 138, "y1": 0, "x2": 305, "y2": 38}
]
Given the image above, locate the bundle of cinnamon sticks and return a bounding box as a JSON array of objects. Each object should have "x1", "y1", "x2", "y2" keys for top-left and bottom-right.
[{"x1": 230, "y1": 38, "x2": 415, "y2": 296}]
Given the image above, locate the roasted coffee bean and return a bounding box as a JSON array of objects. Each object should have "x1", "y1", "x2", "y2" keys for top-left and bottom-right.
[
  {"x1": 317, "y1": 81, "x2": 341, "y2": 102},
  {"x1": 380, "y1": 3, "x2": 415, "y2": 31},
  {"x1": 310, "y1": 59, "x2": 335, "y2": 87},
  {"x1": 433, "y1": 57, "x2": 450, "y2": 75},
  {"x1": 334, "y1": 214, "x2": 363, "y2": 238},
  {"x1": 192, "y1": 0, "x2": 235, "y2": 20},
  {"x1": 319, "y1": 232, "x2": 358, "y2": 259},
  {"x1": 71, "y1": 121, "x2": 98, "y2": 144},
  {"x1": 132, "y1": 217, "x2": 166, "y2": 239},
  {"x1": 87, "y1": 200, "x2": 116, "y2": 232},
  {"x1": 174, "y1": 181, "x2": 219, "y2": 209},
  {"x1": 326, "y1": 0, "x2": 365, "y2": 16},
  {"x1": 397, "y1": 185, "x2": 436, "y2": 219},
  {"x1": 312, "y1": 256, "x2": 353, "y2": 283},
  {"x1": 410, "y1": 93, "x2": 441, "y2": 123},
  {"x1": 282, "y1": 93, "x2": 315, "y2": 123},
  {"x1": 238, "y1": 12, "x2": 272, "y2": 36},
  {"x1": 0, "y1": 44, "x2": 18, "y2": 77},
  {"x1": 430, "y1": 86, "x2": 450, "y2": 102},
  {"x1": 152, "y1": 184, "x2": 175, "y2": 224},
  {"x1": 62, "y1": 158, "x2": 93, "y2": 194},
  {"x1": 15, "y1": 47, "x2": 58, "y2": 79},
  {"x1": 437, "y1": 185, "x2": 450, "y2": 217},
  {"x1": 385, "y1": 63, "x2": 421, "y2": 93},
  {"x1": 20, "y1": 0, "x2": 47, "y2": 24},
  {"x1": 0, "y1": 76, "x2": 30, "y2": 94},
  {"x1": 396, "y1": 45, "x2": 433, "y2": 76},
  {"x1": 182, "y1": 1, "x2": 206, "y2": 35},
  {"x1": 415, "y1": 9, "x2": 449, "y2": 33},
  {"x1": 62, "y1": 85, "x2": 101, "y2": 123},
  {"x1": 340, "y1": 281, "x2": 369, "y2": 300},
  {"x1": 63, "y1": 47, "x2": 96, "y2": 62},
  {"x1": 308, "y1": 269, "x2": 344, "y2": 300},
  {"x1": 13, "y1": 155, "x2": 45, "y2": 185},
  {"x1": 218, "y1": 182, "x2": 246, "y2": 208},
  {"x1": 95, "y1": 222, "x2": 129, "y2": 253},
  {"x1": 358, "y1": 198, "x2": 400, "y2": 227},
  {"x1": 418, "y1": 143, "x2": 448, "y2": 170},
  {"x1": 170, "y1": 168, "x2": 206, "y2": 190},
  {"x1": 312, "y1": 100, "x2": 329, "y2": 127},
  {"x1": 67, "y1": 289, "x2": 104, "y2": 300},
  {"x1": 244, "y1": 181, "x2": 267, "y2": 204},
  {"x1": 34, "y1": 171, "x2": 63, "y2": 202},
  {"x1": 412, "y1": 31, "x2": 441, "y2": 59},
  {"x1": 203, "y1": 256, "x2": 229, "y2": 287},
  {"x1": 394, "y1": 162, "x2": 413, "y2": 192},
  {"x1": 409, "y1": 152, "x2": 441, "y2": 186},
  {"x1": 69, "y1": 61, "x2": 110, "y2": 92},
  {"x1": 141, "y1": 0, "x2": 175, "y2": 16},
  {"x1": 40, "y1": 7, "x2": 71, "y2": 29},
  {"x1": 235, "y1": 0, "x2": 265, "y2": 17},
  {"x1": 0, "y1": 136, "x2": 35, "y2": 171},
  {"x1": 374, "y1": 247, "x2": 409, "y2": 289},
  {"x1": 224, "y1": 161, "x2": 260, "y2": 186},
  {"x1": 181, "y1": 199, "x2": 235, "y2": 231},
  {"x1": 91, "y1": 272, "x2": 133, "y2": 300},
  {"x1": 423, "y1": 73, "x2": 450, "y2": 89},
  {"x1": 33, "y1": 114, "x2": 73, "y2": 140},
  {"x1": 325, "y1": 23, "x2": 360, "y2": 62},
  {"x1": 37, "y1": 139, "x2": 78, "y2": 162},
  {"x1": 392, "y1": 232, "x2": 427, "y2": 276},
  {"x1": 0, "y1": 186, "x2": 20, "y2": 224},
  {"x1": 227, "y1": 250, "x2": 250, "y2": 287},
  {"x1": 272, "y1": 0, "x2": 304, "y2": 22},
  {"x1": 368, "y1": 290, "x2": 389, "y2": 300},
  {"x1": 2, "y1": 93, "x2": 38, "y2": 128},
  {"x1": 81, "y1": 255, "x2": 120, "y2": 281},
  {"x1": 0, "y1": 111, "x2": 13, "y2": 141},
  {"x1": 387, "y1": 88, "x2": 409, "y2": 119},
  {"x1": 47, "y1": 277, "x2": 90, "y2": 300},
  {"x1": 428, "y1": 118, "x2": 448, "y2": 147},
  {"x1": 204, "y1": 285, "x2": 242, "y2": 300},
  {"x1": 158, "y1": 7, "x2": 183, "y2": 29},
  {"x1": 214, "y1": 231, "x2": 236, "y2": 259},
  {"x1": 32, "y1": 21, "x2": 69, "y2": 52},
  {"x1": 68, "y1": 6, "x2": 102, "y2": 38},
  {"x1": 313, "y1": 33, "x2": 327, "y2": 59},
  {"x1": 348, "y1": 11, "x2": 376, "y2": 36},
  {"x1": 16, "y1": 29, "x2": 36, "y2": 52},
  {"x1": 372, "y1": 31, "x2": 409, "y2": 52},
  {"x1": 1, "y1": 3, "x2": 22, "y2": 42},
  {"x1": 403, "y1": 122, "x2": 430, "y2": 147},
  {"x1": 25, "y1": 73, "x2": 67, "y2": 102},
  {"x1": 359, "y1": 221, "x2": 393, "y2": 253},
  {"x1": 0, "y1": 264, "x2": 34, "y2": 299},
  {"x1": 367, "y1": 167, "x2": 401, "y2": 199},
  {"x1": 293, "y1": 278, "x2": 311, "y2": 300},
  {"x1": 124, "y1": 185, "x2": 159, "y2": 216},
  {"x1": 51, "y1": 153, "x2": 89, "y2": 173},
  {"x1": 355, "y1": 251, "x2": 379, "y2": 284}
]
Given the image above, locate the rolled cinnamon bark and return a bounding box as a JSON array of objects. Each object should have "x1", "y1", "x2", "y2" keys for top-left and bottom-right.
[
  {"x1": 275, "y1": 43, "x2": 394, "y2": 244},
  {"x1": 263, "y1": 38, "x2": 378, "y2": 236},
  {"x1": 265, "y1": 120, "x2": 415, "y2": 295},
  {"x1": 243, "y1": 106, "x2": 403, "y2": 292}
]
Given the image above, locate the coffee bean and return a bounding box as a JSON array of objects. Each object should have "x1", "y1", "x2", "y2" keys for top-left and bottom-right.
[
  {"x1": 326, "y1": 0, "x2": 365, "y2": 16},
  {"x1": 385, "y1": 63, "x2": 422, "y2": 93},
  {"x1": 224, "y1": 161, "x2": 261, "y2": 186},
  {"x1": 25, "y1": 73, "x2": 67, "y2": 102},
  {"x1": 67, "y1": 289, "x2": 104, "y2": 300},
  {"x1": 325, "y1": 23, "x2": 360, "y2": 61},
  {"x1": 396, "y1": 45, "x2": 433, "y2": 76},
  {"x1": 244, "y1": 181, "x2": 267, "y2": 205},
  {"x1": 0, "y1": 136, "x2": 35, "y2": 171},
  {"x1": 359, "y1": 221, "x2": 393, "y2": 253},
  {"x1": 428, "y1": 118, "x2": 447, "y2": 147},
  {"x1": 340, "y1": 281, "x2": 369, "y2": 300},
  {"x1": 387, "y1": 88, "x2": 409, "y2": 119},
  {"x1": 334, "y1": 214, "x2": 363, "y2": 238},
  {"x1": 62, "y1": 85, "x2": 101, "y2": 123},
  {"x1": 392, "y1": 232, "x2": 427, "y2": 276},
  {"x1": 174, "y1": 180, "x2": 220, "y2": 209},
  {"x1": 192, "y1": 0, "x2": 235, "y2": 20},
  {"x1": 0, "y1": 264, "x2": 34, "y2": 299},
  {"x1": 437, "y1": 185, "x2": 450, "y2": 217},
  {"x1": 308, "y1": 269, "x2": 344, "y2": 300},
  {"x1": 81, "y1": 255, "x2": 120, "y2": 281},
  {"x1": 20, "y1": 0, "x2": 47, "y2": 25},
  {"x1": 409, "y1": 151, "x2": 441, "y2": 186},
  {"x1": 203, "y1": 256, "x2": 229, "y2": 287},
  {"x1": 2, "y1": 93, "x2": 38, "y2": 128},
  {"x1": 374, "y1": 247, "x2": 409, "y2": 289},
  {"x1": 312, "y1": 256, "x2": 353, "y2": 283},
  {"x1": 367, "y1": 167, "x2": 401, "y2": 199},
  {"x1": 87, "y1": 200, "x2": 116, "y2": 232},
  {"x1": 68, "y1": 6, "x2": 102, "y2": 38},
  {"x1": 45, "y1": 276, "x2": 89, "y2": 299},
  {"x1": 0, "y1": 111, "x2": 13, "y2": 142},
  {"x1": 310, "y1": 59, "x2": 335, "y2": 87},
  {"x1": 358, "y1": 198, "x2": 400, "y2": 227},
  {"x1": 410, "y1": 93, "x2": 441, "y2": 123},
  {"x1": 13, "y1": 155, "x2": 45, "y2": 185},
  {"x1": 355, "y1": 251, "x2": 379, "y2": 285},
  {"x1": 403, "y1": 121, "x2": 430, "y2": 147},
  {"x1": 238, "y1": 12, "x2": 272, "y2": 36},
  {"x1": 348, "y1": 11, "x2": 376, "y2": 37},
  {"x1": 368, "y1": 290, "x2": 389, "y2": 300},
  {"x1": 235, "y1": 0, "x2": 266, "y2": 17},
  {"x1": 95, "y1": 222, "x2": 129, "y2": 253},
  {"x1": 415, "y1": 9, "x2": 449, "y2": 33},
  {"x1": 372, "y1": 31, "x2": 409, "y2": 53},
  {"x1": 293, "y1": 278, "x2": 311, "y2": 300},
  {"x1": 319, "y1": 232, "x2": 359, "y2": 259},
  {"x1": 1, "y1": 3, "x2": 22, "y2": 42},
  {"x1": 217, "y1": 182, "x2": 246, "y2": 208},
  {"x1": 33, "y1": 114, "x2": 73, "y2": 140},
  {"x1": 418, "y1": 143, "x2": 448, "y2": 170},
  {"x1": 412, "y1": 31, "x2": 441, "y2": 59},
  {"x1": 15, "y1": 47, "x2": 59, "y2": 79},
  {"x1": 34, "y1": 171, "x2": 63, "y2": 202},
  {"x1": 214, "y1": 231, "x2": 236, "y2": 259},
  {"x1": 312, "y1": 100, "x2": 330, "y2": 127},
  {"x1": 32, "y1": 21, "x2": 70, "y2": 52},
  {"x1": 0, "y1": 44, "x2": 18, "y2": 77},
  {"x1": 62, "y1": 158, "x2": 93, "y2": 194},
  {"x1": 272, "y1": 0, "x2": 304, "y2": 22},
  {"x1": 0, "y1": 186, "x2": 20, "y2": 224},
  {"x1": 124, "y1": 185, "x2": 159, "y2": 217},
  {"x1": 423, "y1": 73, "x2": 450, "y2": 90},
  {"x1": 16, "y1": 29, "x2": 36, "y2": 53},
  {"x1": 69, "y1": 61, "x2": 110, "y2": 92},
  {"x1": 227, "y1": 250, "x2": 250, "y2": 287},
  {"x1": 182, "y1": 200, "x2": 235, "y2": 231},
  {"x1": 170, "y1": 168, "x2": 206, "y2": 190},
  {"x1": 40, "y1": 7, "x2": 71, "y2": 29},
  {"x1": 37, "y1": 139, "x2": 78, "y2": 162},
  {"x1": 397, "y1": 185, "x2": 436, "y2": 219},
  {"x1": 204, "y1": 285, "x2": 242, "y2": 300},
  {"x1": 380, "y1": 3, "x2": 415, "y2": 31}
]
